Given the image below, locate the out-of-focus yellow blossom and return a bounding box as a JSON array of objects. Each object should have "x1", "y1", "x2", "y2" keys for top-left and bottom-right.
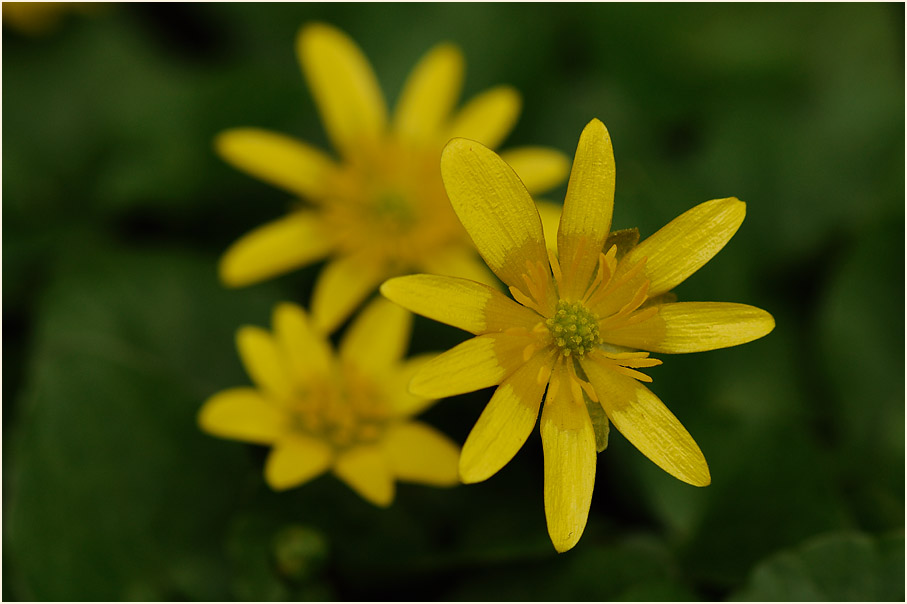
[
  {"x1": 381, "y1": 119, "x2": 775, "y2": 551},
  {"x1": 216, "y1": 22, "x2": 569, "y2": 333},
  {"x1": 198, "y1": 299, "x2": 459, "y2": 506},
  {"x1": 2, "y1": 2, "x2": 90, "y2": 34}
]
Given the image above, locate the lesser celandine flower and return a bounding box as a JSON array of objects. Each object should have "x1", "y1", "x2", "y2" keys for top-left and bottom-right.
[
  {"x1": 198, "y1": 298, "x2": 459, "y2": 506},
  {"x1": 216, "y1": 22, "x2": 569, "y2": 333},
  {"x1": 381, "y1": 119, "x2": 775, "y2": 551}
]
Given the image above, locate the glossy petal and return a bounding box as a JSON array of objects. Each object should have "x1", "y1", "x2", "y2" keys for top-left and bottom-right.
[
  {"x1": 440, "y1": 138, "x2": 551, "y2": 292},
  {"x1": 383, "y1": 422, "x2": 459, "y2": 486},
  {"x1": 265, "y1": 434, "x2": 333, "y2": 491},
  {"x1": 272, "y1": 302, "x2": 333, "y2": 379},
  {"x1": 460, "y1": 352, "x2": 553, "y2": 483},
  {"x1": 499, "y1": 146, "x2": 571, "y2": 195},
  {"x1": 381, "y1": 274, "x2": 541, "y2": 335},
  {"x1": 558, "y1": 119, "x2": 616, "y2": 300},
  {"x1": 393, "y1": 43, "x2": 463, "y2": 143},
  {"x1": 297, "y1": 23, "x2": 387, "y2": 158},
  {"x1": 445, "y1": 86, "x2": 521, "y2": 149},
  {"x1": 620, "y1": 197, "x2": 746, "y2": 297},
  {"x1": 340, "y1": 296, "x2": 412, "y2": 374},
  {"x1": 219, "y1": 212, "x2": 333, "y2": 288},
  {"x1": 333, "y1": 444, "x2": 395, "y2": 507},
  {"x1": 602, "y1": 302, "x2": 775, "y2": 353},
  {"x1": 582, "y1": 357, "x2": 710, "y2": 487},
  {"x1": 541, "y1": 363, "x2": 596, "y2": 553},
  {"x1": 236, "y1": 326, "x2": 293, "y2": 401},
  {"x1": 387, "y1": 354, "x2": 439, "y2": 418},
  {"x1": 215, "y1": 128, "x2": 338, "y2": 198},
  {"x1": 198, "y1": 388, "x2": 288, "y2": 445},
  {"x1": 310, "y1": 254, "x2": 387, "y2": 334},
  {"x1": 410, "y1": 332, "x2": 531, "y2": 398}
]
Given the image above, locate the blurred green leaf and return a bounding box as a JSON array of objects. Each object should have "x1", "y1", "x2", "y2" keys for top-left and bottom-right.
[
  {"x1": 5, "y1": 238, "x2": 281, "y2": 600},
  {"x1": 225, "y1": 513, "x2": 332, "y2": 601},
  {"x1": 732, "y1": 531, "x2": 905, "y2": 601},
  {"x1": 448, "y1": 534, "x2": 698, "y2": 600},
  {"x1": 817, "y1": 218, "x2": 905, "y2": 530}
]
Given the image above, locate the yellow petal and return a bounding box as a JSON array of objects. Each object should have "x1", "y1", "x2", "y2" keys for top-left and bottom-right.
[
  {"x1": 582, "y1": 357, "x2": 710, "y2": 486},
  {"x1": 445, "y1": 85, "x2": 521, "y2": 149},
  {"x1": 333, "y1": 444, "x2": 395, "y2": 507},
  {"x1": 236, "y1": 326, "x2": 293, "y2": 401},
  {"x1": 440, "y1": 138, "x2": 551, "y2": 292},
  {"x1": 387, "y1": 354, "x2": 440, "y2": 418},
  {"x1": 393, "y1": 42, "x2": 463, "y2": 143},
  {"x1": 499, "y1": 146, "x2": 571, "y2": 195},
  {"x1": 219, "y1": 212, "x2": 333, "y2": 288},
  {"x1": 265, "y1": 434, "x2": 333, "y2": 491},
  {"x1": 620, "y1": 197, "x2": 746, "y2": 297},
  {"x1": 417, "y1": 244, "x2": 500, "y2": 289},
  {"x1": 382, "y1": 421, "x2": 459, "y2": 486},
  {"x1": 296, "y1": 22, "x2": 387, "y2": 158},
  {"x1": 311, "y1": 255, "x2": 387, "y2": 334},
  {"x1": 215, "y1": 128, "x2": 338, "y2": 198},
  {"x1": 602, "y1": 302, "x2": 775, "y2": 353},
  {"x1": 381, "y1": 274, "x2": 541, "y2": 335},
  {"x1": 541, "y1": 362, "x2": 596, "y2": 553},
  {"x1": 410, "y1": 332, "x2": 531, "y2": 398},
  {"x1": 558, "y1": 119, "x2": 616, "y2": 300},
  {"x1": 460, "y1": 352, "x2": 553, "y2": 483},
  {"x1": 198, "y1": 388, "x2": 289, "y2": 445},
  {"x1": 536, "y1": 200, "x2": 562, "y2": 253},
  {"x1": 272, "y1": 302, "x2": 333, "y2": 379},
  {"x1": 340, "y1": 296, "x2": 412, "y2": 374}
]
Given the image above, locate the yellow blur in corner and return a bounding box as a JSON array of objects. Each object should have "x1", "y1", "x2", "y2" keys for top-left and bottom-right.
[{"x1": 2, "y1": 2, "x2": 94, "y2": 35}]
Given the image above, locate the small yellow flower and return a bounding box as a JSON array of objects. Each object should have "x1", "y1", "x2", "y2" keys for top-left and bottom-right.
[
  {"x1": 381, "y1": 119, "x2": 775, "y2": 551},
  {"x1": 2, "y1": 2, "x2": 89, "y2": 35},
  {"x1": 216, "y1": 22, "x2": 569, "y2": 333},
  {"x1": 198, "y1": 298, "x2": 459, "y2": 506}
]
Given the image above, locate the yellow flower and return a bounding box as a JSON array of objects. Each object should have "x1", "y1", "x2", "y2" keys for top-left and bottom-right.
[
  {"x1": 198, "y1": 298, "x2": 459, "y2": 507},
  {"x1": 2, "y1": 2, "x2": 90, "y2": 35},
  {"x1": 381, "y1": 119, "x2": 775, "y2": 551},
  {"x1": 216, "y1": 22, "x2": 569, "y2": 333}
]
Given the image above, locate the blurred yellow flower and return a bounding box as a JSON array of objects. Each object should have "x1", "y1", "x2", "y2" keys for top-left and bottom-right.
[
  {"x1": 198, "y1": 298, "x2": 459, "y2": 506},
  {"x1": 2, "y1": 2, "x2": 91, "y2": 35},
  {"x1": 217, "y1": 22, "x2": 569, "y2": 333},
  {"x1": 381, "y1": 119, "x2": 775, "y2": 551}
]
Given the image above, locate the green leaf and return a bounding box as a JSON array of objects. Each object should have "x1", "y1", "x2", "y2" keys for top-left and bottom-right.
[
  {"x1": 817, "y1": 219, "x2": 905, "y2": 530},
  {"x1": 732, "y1": 532, "x2": 905, "y2": 601},
  {"x1": 447, "y1": 535, "x2": 699, "y2": 600},
  {"x1": 6, "y1": 240, "x2": 281, "y2": 600}
]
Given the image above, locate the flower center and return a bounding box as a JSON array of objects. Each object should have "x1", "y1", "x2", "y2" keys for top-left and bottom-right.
[
  {"x1": 373, "y1": 191, "x2": 416, "y2": 232},
  {"x1": 288, "y1": 369, "x2": 390, "y2": 449},
  {"x1": 546, "y1": 300, "x2": 601, "y2": 357}
]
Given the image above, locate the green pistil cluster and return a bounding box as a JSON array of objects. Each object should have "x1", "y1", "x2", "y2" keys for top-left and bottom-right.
[{"x1": 546, "y1": 300, "x2": 601, "y2": 358}]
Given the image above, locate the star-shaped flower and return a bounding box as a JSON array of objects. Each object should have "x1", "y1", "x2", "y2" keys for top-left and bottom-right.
[
  {"x1": 217, "y1": 22, "x2": 568, "y2": 333},
  {"x1": 381, "y1": 119, "x2": 775, "y2": 551},
  {"x1": 198, "y1": 299, "x2": 459, "y2": 506}
]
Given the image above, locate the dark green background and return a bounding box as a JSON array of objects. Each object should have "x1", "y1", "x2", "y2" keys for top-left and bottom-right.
[{"x1": 3, "y1": 3, "x2": 904, "y2": 601}]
